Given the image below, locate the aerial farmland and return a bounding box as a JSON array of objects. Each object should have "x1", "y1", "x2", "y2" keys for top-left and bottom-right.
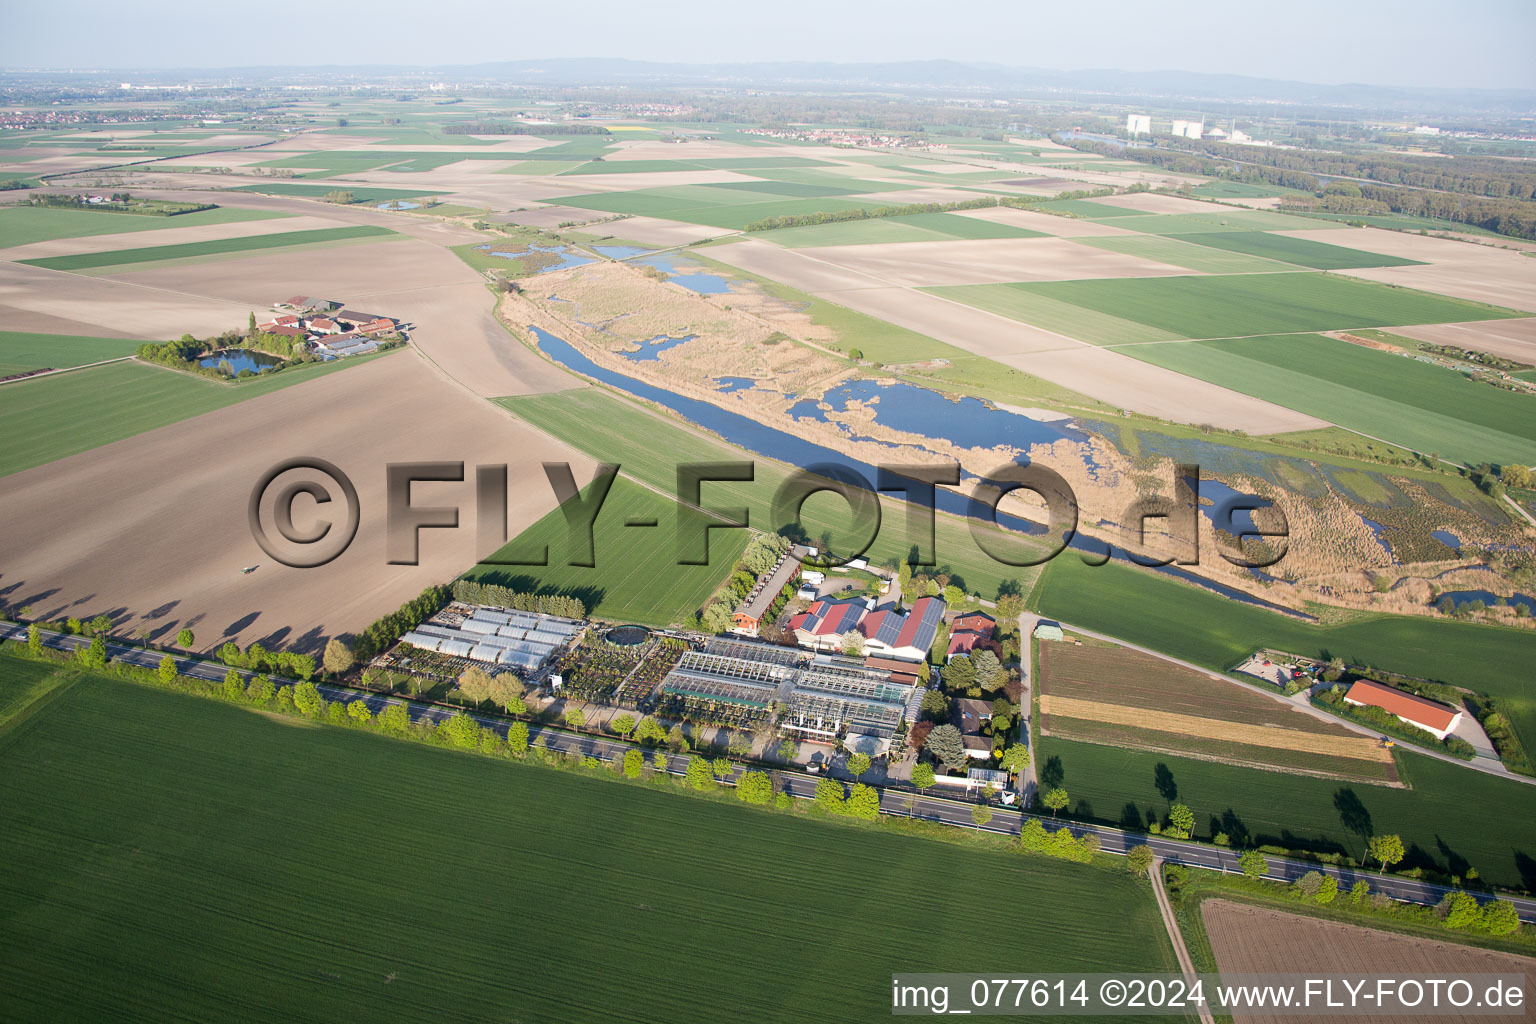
[{"x1": 2, "y1": 35, "x2": 1535, "y2": 1021}]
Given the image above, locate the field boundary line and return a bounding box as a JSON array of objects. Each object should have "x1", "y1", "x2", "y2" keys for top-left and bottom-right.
[{"x1": 0, "y1": 355, "x2": 133, "y2": 386}]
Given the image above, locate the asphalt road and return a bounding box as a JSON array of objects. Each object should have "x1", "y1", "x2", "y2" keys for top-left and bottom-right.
[{"x1": 6, "y1": 622, "x2": 1534, "y2": 923}]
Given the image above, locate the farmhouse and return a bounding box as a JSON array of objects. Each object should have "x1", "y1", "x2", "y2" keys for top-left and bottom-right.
[
  {"x1": 946, "y1": 610, "x2": 996, "y2": 661},
  {"x1": 954, "y1": 696, "x2": 997, "y2": 760},
  {"x1": 788, "y1": 597, "x2": 870, "y2": 651},
  {"x1": 277, "y1": 295, "x2": 340, "y2": 313},
  {"x1": 1343, "y1": 679, "x2": 1463, "y2": 740}
]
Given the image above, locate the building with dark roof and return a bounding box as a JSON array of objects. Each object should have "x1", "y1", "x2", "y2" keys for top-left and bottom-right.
[
  {"x1": 859, "y1": 595, "x2": 946, "y2": 662},
  {"x1": 787, "y1": 597, "x2": 869, "y2": 652}
]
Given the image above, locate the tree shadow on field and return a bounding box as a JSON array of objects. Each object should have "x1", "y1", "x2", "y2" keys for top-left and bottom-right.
[
  {"x1": 1121, "y1": 802, "x2": 1146, "y2": 832},
  {"x1": 1040, "y1": 755, "x2": 1064, "y2": 790},
  {"x1": 257, "y1": 625, "x2": 293, "y2": 650},
  {"x1": 1154, "y1": 762, "x2": 1177, "y2": 803},
  {"x1": 224, "y1": 611, "x2": 261, "y2": 638},
  {"x1": 1516, "y1": 853, "x2": 1536, "y2": 893},
  {"x1": 1333, "y1": 788, "x2": 1373, "y2": 853},
  {"x1": 1435, "y1": 836, "x2": 1471, "y2": 880},
  {"x1": 147, "y1": 599, "x2": 181, "y2": 621}
]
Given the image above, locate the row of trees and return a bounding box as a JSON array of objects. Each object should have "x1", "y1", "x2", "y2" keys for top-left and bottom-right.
[
  {"x1": 695, "y1": 533, "x2": 792, "y2": 634},
  {"x1": 450, "y1": 580, "x2": 586, "y2": 620},
  {"x1": 353, "y1": 584, "x2": 451, "y2": 661},
  {"x1": 16, "y1": 628, "x2": 1527, "y2": 937}
]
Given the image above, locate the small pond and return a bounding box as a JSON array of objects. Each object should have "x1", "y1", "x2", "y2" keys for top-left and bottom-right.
[
  {"x1": 789, "y1": 379, "x2": 1081, "y2": 452},
  {"x1": 715, "y1": 376, "x2": 757, "y2": 393},
  {"x1": 1187, "y1": 476, "x2": 1272, "y2": 538},
  {"x1": 1431, "y1": 529, "x2": 1462, "y2": 553},
  {"x1": 199, "y1": 349, "x2": 283, "y2": 375},
  {"x1": 621, "y1": 333, "x2": 695, "y2": 362},
  {"x1": 377, "y1": 200, "x2": 421, "y2": 211},
  {"x1": 635, "y1": 252, "x2": 734, "y2": 294},
  {"x1": 473, "y1": 243, "x2": 595, "y2": 272},
  {"x1": 592, "y1": 244, "x2": 654, "y2": 260}
]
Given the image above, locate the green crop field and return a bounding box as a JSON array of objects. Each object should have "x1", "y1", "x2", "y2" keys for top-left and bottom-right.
[
  {"x1": 0, "y1": 355, "x2": 389, "y2": 477},
  {"x1": 954, "y1": 273, "x2": 1523, "y2": 342},
  {"x1": 1071, "y1": 235, "x2": 1298, "y2": 274},
  {"x1": 1168, "y1": 231, "x2": 1425, "y2": 270},
  {"x1": 0, "y1": 205, "x2": 286, "y2": 247},
  {"x1": 464, "y1": 475, "x2": 750, "y2": 626},
  {"x1": 756, "y1": 211, "x2": 1047, "y2": 247},
  {"x1": 544, "y1": 186, "x2": 888, "y2": 230},
  {"x1": 18, "y1": 225, "x2": 398, "y2": 272},
  {"x1": 1098, "y1": 210, "x2": 1348, "y2": 235},
  {"x1": 1033, "y1": 556, "x2": 1536, "y2": 742},
  {"x1": 0, "y1": 331, "x2": 145, "y2": 375},
  {"x1": 0, "y1": 658, "x2": 1176, "y2": 1021},
  {"x1": 1036, "y1": 736, "x2": 1536, "y2": 891},
  {"x1": 924, "y1": 283, "x2": 1184, "y2": 345},
  {"x1": 496, "y1": 388, "x2": 1049, "y2": 602},
  {"x1": 1030, "y1": 199, "x2": 1146, "y2": 219},
  {"x1": 1123, "y1": 333, "x2": 1536, "y2": 464},
  {"x1": 1190, "y1": 181, "x2": 1310, "y2": 199},
  {"x1": 226, "y1": 182, "x2": 442, "y2": 203}
]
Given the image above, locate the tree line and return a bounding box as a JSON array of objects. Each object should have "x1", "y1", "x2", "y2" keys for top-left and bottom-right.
[
  {"x1": 450, "y1": 580, "x2": 586, "y2": 620},
  {"x1": 743, "y1": 196, "x2": 999, "y2": 232}
]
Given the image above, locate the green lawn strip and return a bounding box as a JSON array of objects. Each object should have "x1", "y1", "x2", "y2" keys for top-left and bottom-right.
[
  {"x1": 464, "y1": 475, "x2": 750, "y2": 627},
  {"x1": 1190, "y1": 181, "x2": 1312, "y2": 199},
  {"x1": 0, "y1": 205, "x2": 288, "y2": 248},
  {"x1": 501, "y1": 160, "x2": 588, "y2": 175},
  {"x1": 1002, "y1": 273, "x2": 1526, "y2": 339},
  {"x1": 1121, "y1": 334, "x2": 1536, "y2": 465},
  {"x1": 924, "y1": 282, "x2": 1184, "y2": 345},
  {"x1": 544, "y1": 188, "x2": 888, "y2": 230},
  {"x1": 0, "y1": 662, "x2": 1175, "y2": 1021},
  {"x1": 0, "y1": 656, "x2": 67, "y2": 730},
  {"x1": 1070, "y1": 234, "x2": 1300, "y2": 274},
  {"x1": 1038, "y1": 735, "x2": 1536, "y2": 892},
  {"x1": 1034, "y1": 555, "x2": 1536, "y2": 742},
  {"x1": 225, "y1": 182, "x2": 441, "y2": 203},
  {"x1": 1029, "y1": 199, "x2": 1147, "y2": 219},
  {"x1": 1167, "y1": 230, "x2": 1426, "y2": 270},
  {"x1": 0, "y1": 331, "x2": 145, "y2": 375},
  {"x1": 0, "y1": 354, "x2": 392, "y2": 478},
  {"x1": 1105, "y1": 210, "x2": 1351, "y2": 234},
  {"x1": 494, "y1": 387, "x2": 1048, "y2": 602},
  {"x1": 756, "y1": 211, "x2": 1047, "y2": 247},
  {"x1": 18, "y1": 226, "x2": 397, "y2": 271}
]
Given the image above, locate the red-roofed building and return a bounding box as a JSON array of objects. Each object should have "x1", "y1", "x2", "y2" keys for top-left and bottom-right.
[
  {"x1": 860, "y1": 595, "x2": 946, "y2": 662},
  {"x1": 1343, "y1": 679, "x2": 1462, "y2": 740},
  {"x1": 946, "y1": 610, "x2": 996, "y2": 661},
  {"x1": 264, "y1": 325, "x2": 307, "y2": 339},
  {"x1": 787, "y1": 597, "x2": 868, "y2": 652},
  {"x1": 357, "y1": 318, "x2": 396, "y2": 336},
  {"x1": 307, "y1": 318, "x2": 343, "y2": 335}
]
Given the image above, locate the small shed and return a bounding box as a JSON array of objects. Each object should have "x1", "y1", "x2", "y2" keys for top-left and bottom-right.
[{"x1": 1033, "y1": 621, "x2": 1065, "y2": 641}]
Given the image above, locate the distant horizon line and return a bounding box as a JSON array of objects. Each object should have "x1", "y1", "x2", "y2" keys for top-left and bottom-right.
[{"x1": 1, "y1": 57, "x2": 1531, "y2": 98}]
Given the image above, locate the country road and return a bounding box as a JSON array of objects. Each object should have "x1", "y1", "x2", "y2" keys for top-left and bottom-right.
[{"x1": 6, "y1": 621, "x2": 1533, "y2": 923}]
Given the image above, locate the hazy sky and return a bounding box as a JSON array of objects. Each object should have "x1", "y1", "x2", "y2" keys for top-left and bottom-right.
[{"x1": 5, "y1": 0, "x2": 1533, "y2": 90}]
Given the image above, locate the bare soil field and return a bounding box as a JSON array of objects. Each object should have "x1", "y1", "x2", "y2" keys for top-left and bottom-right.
[
  {"x1": 1273, "y1": 229, "x2": 1536, "y2": 312},
  {"x1": 0, "y1": 261, "x2": 253, "y2": 338},
  {"x1": 950, "y1": 206, "x2": 1143, "y2": 237},
  {"x1": 704, "y1": 239, "x2": 887, "y2": 292},
  {"x1": 1394, "y1": 318, "x2": 1536, "y2": 363},
  {"x1": 1094, "y1": 193, "x2": 1228, "y2": 215},
  {"x1": 102, "y1": 235, "x2": 575, "y2": 398},
  {"x1": 0, "y1": 353, "x2": 589, "y2": 652},
  {"x1": 799, "y1": 236, "x2": 1195, "y2": 287},
  {"x1": 1200, "y1": 900, "x2": 1535, "y2": 1024},
  {"x1": 603, "y1": 216, "x2": 734, "y2": 246},
  {"x1": 1003, "y1": 345, "x2": 1330, "y2": 432}
]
